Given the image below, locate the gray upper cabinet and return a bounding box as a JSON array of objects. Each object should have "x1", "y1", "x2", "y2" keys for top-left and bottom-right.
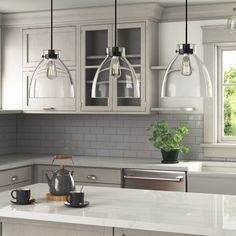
[
  {"x1": 1, "y1": 4, "x2": 161, "y2": 112},
  {"x1": 80, "y1": 22, "x2": 158, "y2": 113},
  {"x1": 22, "y1": 26, "x2": 77, "y2": 112},
  {"x1": 22, "y1": 70, "x2": 76, "y2": 111},
  {"x1": 23, "y1": 26, "x2": 77, "y2": 68}
]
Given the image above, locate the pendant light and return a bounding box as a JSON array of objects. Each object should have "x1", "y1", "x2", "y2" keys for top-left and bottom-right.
[
  {"x1": 29, "y1": 0, "x2": 74, "y2": 98},
  {"x1": 91, "y1": 0, "x2": 140, "y2": 98},
  {"x1": 161, "y1": 0, "x2": 212, "y2": 98},
  {"x1": 227, "y1": 7, "x2": 236, "y2": 33}
]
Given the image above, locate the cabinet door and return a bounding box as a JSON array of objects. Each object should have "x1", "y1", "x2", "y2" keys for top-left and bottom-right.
[
  {"x1": 22, "y1": 71, "x2": 76, "y2": 111},
  {"x1": 113, "y1": 23, "x2": 146, "y2": 112},
  {"x1": 23, "y1": 26, "x2": 76, "y2": 68},
  {"x1": 80, "y1": 24, "x2": 113, "y2": 111}
]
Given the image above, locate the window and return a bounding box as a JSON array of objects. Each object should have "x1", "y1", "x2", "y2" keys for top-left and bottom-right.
[
  {"x1": 218, "y1": 47, "x2": 236, "y2": 142},
  {"x1": 201, "y1": 25, "x2": 236, "y2": 158}
]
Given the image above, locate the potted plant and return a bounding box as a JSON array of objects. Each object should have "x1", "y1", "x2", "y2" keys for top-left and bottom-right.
[{"x1": 148, "y1": 121, "x2": 189, "y2": 163}]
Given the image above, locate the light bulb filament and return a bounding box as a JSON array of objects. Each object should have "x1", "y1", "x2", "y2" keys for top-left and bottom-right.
[
  {"x1": 110, "y1": 56, "x2": 121, "y2": 78},
  {"x1": 181, "y1": 55, "x2": 192, "y2": 76},
  {"x1": 47, "y1": 60, "x2": 57, "y2": 80}
]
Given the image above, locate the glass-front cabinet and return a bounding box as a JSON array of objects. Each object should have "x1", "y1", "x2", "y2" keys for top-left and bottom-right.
[
  {"x1": 81, "y1": 25, "x2": 113, "y2": 111},
  {"x1": 80, "y1": 22, "x2": 146, "y2": 112}
]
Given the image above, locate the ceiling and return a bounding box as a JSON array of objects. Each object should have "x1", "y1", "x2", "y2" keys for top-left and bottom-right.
[{"x1": 0, "y1": 0, "x2": 235, "y2": 14}]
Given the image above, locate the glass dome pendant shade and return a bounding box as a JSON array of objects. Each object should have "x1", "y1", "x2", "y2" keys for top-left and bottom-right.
[
  {"x1": 91, "y1": 0, "x2": 140, "y2": 99},
  {"x1": 29, "y1": 0, "x2": 74, "y2": 98},
  {"x1": 161, "y1": 0, "x2": 212, "y2": 98},
  {"x1": 92, "y1": 47, "x2": 140, "y2": 98},
  {"x1": 161, "y1": 44, "x2": 212, "y2": 97}
]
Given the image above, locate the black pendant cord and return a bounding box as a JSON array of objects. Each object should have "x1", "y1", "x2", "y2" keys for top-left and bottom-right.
[
  {"x1": 115, "y1": 0, "x2": 117, "y2": 47},
  {"x1": 51, "y1": 0, "x2": 53, "y2": 50},
  {"x1": 185, "y1": 0, "x2": 188, "y2": 45}
]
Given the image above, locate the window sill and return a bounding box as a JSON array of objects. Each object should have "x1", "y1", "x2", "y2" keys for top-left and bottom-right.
[{"x1": 201, "y1": 143, "x2": 236, "y2": 158}]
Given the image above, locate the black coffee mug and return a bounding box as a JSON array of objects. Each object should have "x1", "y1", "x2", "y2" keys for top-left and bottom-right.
[
  {"x1": 66, "y1": 191, "x2": 84, "y2": 206},
  {"x1": 11, "y1": 188, "x2": 31, "y2": 204}
]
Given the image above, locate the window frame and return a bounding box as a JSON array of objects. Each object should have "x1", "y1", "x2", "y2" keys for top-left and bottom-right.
[
  {"x1": 218, "y1": 46, "x2": 236, "y2": 142},
  {"x1": 201, "y1": 25, "x2": 236, "y2": 158}
]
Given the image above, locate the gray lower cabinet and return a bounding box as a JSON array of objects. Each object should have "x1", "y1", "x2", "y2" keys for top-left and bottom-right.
[
  {"x1": 2, "y1": 220, "x2": 112, "y2": 236},
  {"x1": 0, "y1": 166, "x2": 33, "y2": 192},
  {"x1": 34, "y1": 165, "x2": 122, "y2": 187}
]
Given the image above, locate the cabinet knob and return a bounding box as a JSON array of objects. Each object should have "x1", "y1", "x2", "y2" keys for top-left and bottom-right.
[
  {"x1": 86, "y1": 175, "x2": 98, "y2": 181},
  {"x1": 11, "y1": 175, "x2": 18, "y2": 182}
]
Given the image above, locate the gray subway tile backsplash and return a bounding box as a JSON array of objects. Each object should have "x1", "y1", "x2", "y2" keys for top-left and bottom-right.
[
  {"x1": 14, "y1": 114, "x2": 204, "y2": 161},
  {"x1": 0, "y1": 113, "x2": 210, "y2": 161},
  {"x1": 0, "y1": 115, "x2": 17, "y2": 155}
]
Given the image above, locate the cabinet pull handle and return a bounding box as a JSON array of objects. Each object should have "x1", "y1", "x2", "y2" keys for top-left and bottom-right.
[
  {"x1": 123, "y1": 175, "x2": 183, "y2": 182},
  {"x1": 11, "y1": 175, "x2": 18, "y2": 182},
  {"x1": 86, "y1": 175, "x2": 98, "y2": 181},
  {"x1": 43, "y1": 107, "x2": 55, "y2": 111}
]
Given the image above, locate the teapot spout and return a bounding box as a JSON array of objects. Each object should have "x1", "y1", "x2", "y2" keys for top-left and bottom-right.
[{"x1": 45, "y1": 173, "x2": 52, "y2": 187}]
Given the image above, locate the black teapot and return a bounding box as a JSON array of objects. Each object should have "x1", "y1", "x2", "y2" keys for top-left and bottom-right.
[{"x1": 46, "y1": 155, "x2": 75, "y2": 195}]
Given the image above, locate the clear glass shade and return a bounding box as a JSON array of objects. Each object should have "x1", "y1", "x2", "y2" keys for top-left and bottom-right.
[
  {"x1": 161, "y1": 44, "x2": 212, "y2": 97},
  {"x1": 91, "y1": 47, "x2": 140, "y2": 98},
  {"x1": 227, "y1": 8, "x2": 236, "y2": 33},
  {"x1": 29, "y1": 50, "x2": 74, "y2": 98}
]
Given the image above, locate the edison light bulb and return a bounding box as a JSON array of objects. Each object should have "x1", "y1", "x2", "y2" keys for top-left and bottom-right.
[
  {"x1": 110, "y1": 56, "x2": 121, "y2": 78},
  {"x1": 47, "y1": 60, "x2": 57, "y2": 80},
  {"x1": 181, "y1": 54, "x2": 192, "y2": 76}
]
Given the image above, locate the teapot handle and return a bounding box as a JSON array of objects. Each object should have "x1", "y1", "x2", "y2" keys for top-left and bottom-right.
[{"x1": 51, "y1": 154, "x2": 75, "y2": 172}]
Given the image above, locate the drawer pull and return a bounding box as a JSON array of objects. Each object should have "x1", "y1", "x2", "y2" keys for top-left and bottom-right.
[
  {"x1": 11, "y1": 175, "x2": 18, "y2": 182},
  {"x1": 43, "y1": 107, "x2": 55, "y2": 111},
  {"x1": 87, "y1": 175, "x2": 98, "y2": 181}
]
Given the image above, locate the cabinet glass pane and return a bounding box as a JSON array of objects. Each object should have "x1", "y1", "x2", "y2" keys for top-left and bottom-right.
[
  {"x1": 85, "y1": 30, "x2": 109, "y2": 106},
  {"x1": 117, "y1": 28, "x2": 141, "y2": 106}
]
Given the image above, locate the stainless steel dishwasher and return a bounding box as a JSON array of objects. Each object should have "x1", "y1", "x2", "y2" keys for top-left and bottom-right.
[{"x1": 123, "y1": 169, "x2": 186, "y2": 192}]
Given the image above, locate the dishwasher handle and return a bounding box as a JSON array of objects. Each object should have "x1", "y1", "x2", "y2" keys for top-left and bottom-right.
[{"x1": 123, "y1": 175, "x2": 184, "y2": 182}]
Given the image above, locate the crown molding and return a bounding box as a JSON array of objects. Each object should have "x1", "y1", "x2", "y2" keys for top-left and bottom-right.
[
  {"x1": 202, "y1": 24, "x2": 236, "y2": 44},
  {"x1": 1, "y1": 3, "x2": 163, "y2": 27},
  {"x1": 161, "y1": 3, "x2": 235, "y2": 22}
]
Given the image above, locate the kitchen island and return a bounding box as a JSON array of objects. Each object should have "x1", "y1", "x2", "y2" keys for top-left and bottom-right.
[{"x1": 0, "y1": 184, "x2": 235, "y2": 236}]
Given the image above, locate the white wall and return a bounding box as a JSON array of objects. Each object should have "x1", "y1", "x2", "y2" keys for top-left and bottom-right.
[{"x1": 158, "y1": 19, "x2": 227, "y2": 65}]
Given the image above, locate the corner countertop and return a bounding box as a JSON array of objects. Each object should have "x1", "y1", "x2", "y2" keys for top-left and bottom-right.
[
  {"x1": 0, "y1": 183, "x2": 235, "y2": 235},
  {"x1": 0, "y1": 154, "x2": 202, "y2": 172}
]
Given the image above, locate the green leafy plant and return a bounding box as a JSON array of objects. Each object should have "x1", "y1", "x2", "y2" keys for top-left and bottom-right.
[{"x1": 148, "y1": 121, "x2": 189, "y2": 153}]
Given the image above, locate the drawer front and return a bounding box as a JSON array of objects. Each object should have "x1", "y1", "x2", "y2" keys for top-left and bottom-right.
[
  {"x1": 73, "y1": 167, "x2": 121, "y2": 185},
  {"x1": 0, "y1": 180, "x2": 33, "y2": 192},
  {"x1": 0, "y1": 166, "x2": 33, "y2": 187}
]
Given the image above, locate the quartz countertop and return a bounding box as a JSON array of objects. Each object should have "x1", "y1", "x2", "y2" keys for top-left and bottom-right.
[
  {"x1": 0, "y1": 183, "x2": 235, "y2": 235},
  {"x1": 0, "y1": 154, "x2": 202, "y2": 172}
]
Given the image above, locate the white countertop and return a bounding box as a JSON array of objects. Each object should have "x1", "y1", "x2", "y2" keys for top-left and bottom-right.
[
  {"x1": 0, "y1": 183, "x2": 235, "y2": 235},
  {"x1": 0, "y1": 154, "x2": 202, "y2": 172}
]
